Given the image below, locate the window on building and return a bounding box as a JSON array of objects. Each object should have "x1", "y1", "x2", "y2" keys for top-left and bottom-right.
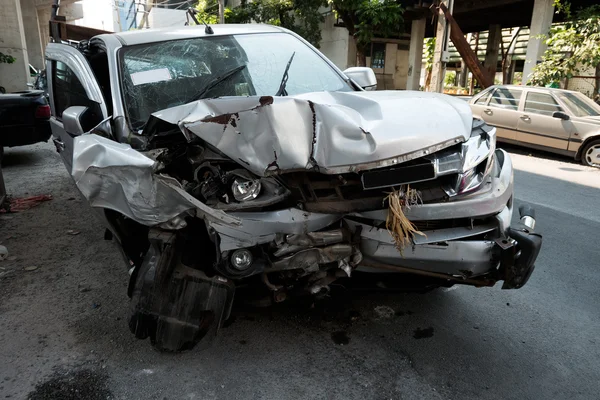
[
  {"x1": 524, "y1": 92, "x2": 563, "y2": 116},
  {"x1": 52, "y1": 61, "x2": 102, "y2": 121},
  {"x1": 489, "y1": 88, "x2": 523, "y2": 110},
  {"x1": 370, "y1": 43, "x2": 386, "y2": 69}
]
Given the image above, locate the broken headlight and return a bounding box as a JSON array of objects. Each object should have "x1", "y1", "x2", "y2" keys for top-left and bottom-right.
[
  {"x1": 232, "y1": 178, "x2": 262, "y2": 201},
  {"x1": 441, "y1": 119, "x2": 496, "y2": 196}
]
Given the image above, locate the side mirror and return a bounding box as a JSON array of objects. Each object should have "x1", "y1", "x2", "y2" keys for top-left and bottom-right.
[
  {"x1": 343, "y1": 67, "x2": 377, "y2": 91},
  {"x1": 552, "y1": 111, "x2": 570, "y2": 121},
  {"x1": 63, "y1": 106, "x2": 112, "y2": 137},
  {"x1": 63, "y1": 106, "x2": 89, "y2": 136}
]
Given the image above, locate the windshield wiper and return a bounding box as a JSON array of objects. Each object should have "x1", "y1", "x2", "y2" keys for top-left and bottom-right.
[
  {"x1": 188, "y1": 64, "x2": 247, "y2": 103},
  {"x1": 275, "y1": 52, "x2": 296, "y2": 96}
]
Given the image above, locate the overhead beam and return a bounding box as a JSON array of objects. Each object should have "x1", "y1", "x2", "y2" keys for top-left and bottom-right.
[
  {"x1": 49, "y1": 19, "x2": 110, "y2": 42},
  {"x1": 454, "y1": 0, "x2": 524, "y2": 13}
]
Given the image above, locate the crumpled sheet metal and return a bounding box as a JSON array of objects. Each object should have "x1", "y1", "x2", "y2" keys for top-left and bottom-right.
[
  {"x1": 147, "y1": 90, "x2": 473, "y2": 177},
  {"x1": 208, "y1": 208, "x2": 342, "y2": 251},
  {"x1": 72, "y1": 134, "x2": 239, "y2": 227}
]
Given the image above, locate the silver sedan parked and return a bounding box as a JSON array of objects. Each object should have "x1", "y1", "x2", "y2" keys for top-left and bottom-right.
[{"x1": 469, "y1": 85, "x2": 600, "y2": 167}]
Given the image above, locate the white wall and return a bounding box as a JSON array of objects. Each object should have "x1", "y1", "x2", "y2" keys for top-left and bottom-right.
[
  {"x1": 21, "y1": 0, "x2": 44, "y2": 70},
  {"x1": 72, "y1": 0, "x2": 119, "y2": 32},
  {"x1": 319, "y1": 13, "x2": 350, "y2": 70},
  {"x1": 0, "y1": 0, "x2": 31, "y2": 92},
  {"x1": 148, "y1": 8, "x2": 187, "y2": 29}
]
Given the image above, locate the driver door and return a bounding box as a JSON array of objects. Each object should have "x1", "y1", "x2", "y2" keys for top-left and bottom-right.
[{"x1": 45, "y1": 43, "x2": 108, "y2": 173}]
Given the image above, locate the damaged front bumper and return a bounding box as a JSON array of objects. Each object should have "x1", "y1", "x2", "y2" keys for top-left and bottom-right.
[
  {"x1": 207, "y1": 149, "x2": 541, "y2": 289},
  {"x1": 72, "y1": 135, "x2": 541, "y2": 352}
]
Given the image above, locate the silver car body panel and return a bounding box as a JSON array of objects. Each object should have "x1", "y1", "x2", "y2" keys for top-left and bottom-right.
[
  {"x1": 72, "y1": 134, "x2": 240, "y2": 227},
  {"x1": 149, "y1": 90, "x2": 472, "y2": 176},
  {"x1": 45, "y1": 43, "x2": 108, "y2": 116}
]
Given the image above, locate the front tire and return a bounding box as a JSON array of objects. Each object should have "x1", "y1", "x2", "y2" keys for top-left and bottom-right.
[{"x1": 581, "y1": 139, "x2": 600, "y2": 168}]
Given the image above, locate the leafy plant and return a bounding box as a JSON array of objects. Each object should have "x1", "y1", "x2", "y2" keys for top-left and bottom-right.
[
  {"x1": 0, "y1": 52, "x2": 16, "y2": 64},
  {"x1": 423, "y1": 37, "x2": 435, "y2": 91},
  {"x1": 194, "y1": 0, "x2": 219, "y2": 24},
  {"x1": 529, "y1": 5, "x2": 600, "y2": 93},
  {"x1": 205, "y1": 0, "x2": 326, "y2": 47},
  {"x1": 328, "y1": 0, "x2": 404, "y2": 65},
  {"x1": 444, "y1": 71, "x2": 456, "y2": 86}
]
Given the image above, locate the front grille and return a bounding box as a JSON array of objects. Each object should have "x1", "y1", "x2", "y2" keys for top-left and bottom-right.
[
  {"x1": 283, "y1": 165, "x2": 458, "y2": 213},
  {"x1": 362, "y1": 158, "x2": 435, "y2": 189}
]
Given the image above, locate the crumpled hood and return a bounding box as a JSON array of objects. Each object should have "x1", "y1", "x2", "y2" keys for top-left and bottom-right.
[{"x1": 146, "y1": 90, "x2": 473, "y2": 176}]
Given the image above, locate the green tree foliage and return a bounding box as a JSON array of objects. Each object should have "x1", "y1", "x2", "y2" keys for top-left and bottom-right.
[
  {"x1": 328, "y1": 0, "x2": 404, "y2": 65},
  {"x1": 197, "y1": 0, "x2": 326, "y2": 47},
  {"x1": 529, "y1": 5, "x2": 600, "y2": 91},
  {"x1": 0, "y1": 52, "x2": 16, "y2": 64},
  {"x1": 194, "y1": 0, "x2": 219, "y2": 24},
  {"x1": 423, "y1": 37, "x2": 435, "y2": 90}
]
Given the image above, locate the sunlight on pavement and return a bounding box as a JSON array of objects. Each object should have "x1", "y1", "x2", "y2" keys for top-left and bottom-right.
[{"x1": 509, "y1": 151, "x2": 600, "y2": 190}]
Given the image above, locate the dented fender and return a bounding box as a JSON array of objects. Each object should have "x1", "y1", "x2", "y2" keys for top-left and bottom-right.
[{"x1": 72, "y1": 134, "x2": 240, "y2": 227}]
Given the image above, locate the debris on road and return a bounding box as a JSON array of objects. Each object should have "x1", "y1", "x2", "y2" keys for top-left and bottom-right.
[
  {"x1": 374, "y1": 305, "x2": 396, "y2": 319},
  {"x1": 24, "y1": 265, "x2": 39, "y2": 271},
  {"x1": 1, "y1": 194, "x2": 52, "y2": 212},
  {"x1": 0, "y1": 245, "x2": 8, "y2": 260}
]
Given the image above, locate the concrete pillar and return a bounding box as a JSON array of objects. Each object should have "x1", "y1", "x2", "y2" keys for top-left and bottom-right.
[
  {"x1": 21, "y1": 0, "x2": 44, "y2": 70},
  {"x1": 407, "y1": 17, "x2": 426, "y2": 91},
  {"x1": 506, "y1": 59, "x2": 517, "y2": 84},
  {"x1": 37, "y1": 7, "x2": 52, "y2": 54},
  {"x1": 0, "y1": 0, "x2": 31, "y2": 92},
  {"x1": 429, "y1": 0, "x2": 453, "y2": 93},
  {"x1": 522, "y1": 0, "x2": 554, "y2": 84},
  {"x1": 484, "y1": 24, "x2": 501, "y2": 84},
  {"x1": 458, "y1": 33, "x2": 471, "y2": 88},
  {"x1": 459, "y1": 62, "x2": 468, "y2": 87}
]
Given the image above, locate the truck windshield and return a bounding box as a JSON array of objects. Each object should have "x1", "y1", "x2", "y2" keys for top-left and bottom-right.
[{"x1": 120, "y1": 32, "x2": 353, "y2": 131}]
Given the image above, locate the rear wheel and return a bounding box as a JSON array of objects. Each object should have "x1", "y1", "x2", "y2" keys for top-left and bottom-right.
[{"x1": 581, "y1": 139, "x2": 600, "y2": 168}]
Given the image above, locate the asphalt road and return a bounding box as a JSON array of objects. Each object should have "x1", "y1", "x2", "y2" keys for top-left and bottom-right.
[{"x1": 0, "y1": 142, "x2": 599, "y2": 400}]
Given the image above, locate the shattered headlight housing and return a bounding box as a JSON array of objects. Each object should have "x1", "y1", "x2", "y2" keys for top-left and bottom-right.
[
  {"x1": 436, "y1": 119, "x2": 496, "y2": 196},
  {"x1": 232, "y1": 178, "x2": 262, "y2": 201}
]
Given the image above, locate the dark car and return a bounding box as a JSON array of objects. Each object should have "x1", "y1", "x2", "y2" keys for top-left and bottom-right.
[{"x1": 0, "y1": 90, "x2": 52, "y2": 161}]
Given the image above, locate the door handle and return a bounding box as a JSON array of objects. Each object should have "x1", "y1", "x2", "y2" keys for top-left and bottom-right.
[
  {"x1": 52, "y1": 138, "x2": 65, "y2": 153},
  {"x1": 520, "y1": 115, "x2": 531, "y2": 122},
  {"x1": 484, "y1": 109, "x2": 493, "y2": 115}
]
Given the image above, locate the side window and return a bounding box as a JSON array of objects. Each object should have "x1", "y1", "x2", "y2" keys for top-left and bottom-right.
[
  {"x1": 474, "y1": 89, "x2": 492, "y2": 105},
  {"x1": 52, "y1": 61, "x2": 102, "y2": 120},
  {"x1": 524, "y1": 92, "x2": 563, "y2": 116},
  {"x1": 489, "y1": 88, "x2": 523, "y2": 111}
]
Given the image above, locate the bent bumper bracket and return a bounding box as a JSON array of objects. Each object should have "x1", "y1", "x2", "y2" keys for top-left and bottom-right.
[{"x1": 500, "y1": 205, "x2": 543, "y2": 289}]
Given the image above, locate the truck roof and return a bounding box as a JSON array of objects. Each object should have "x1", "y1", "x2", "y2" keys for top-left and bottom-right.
[{"x1": 101, "y1": 24, "x2": 285, "y2": 46}]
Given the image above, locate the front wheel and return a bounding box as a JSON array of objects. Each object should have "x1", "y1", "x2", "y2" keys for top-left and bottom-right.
[{"x1": 581, "y1": 139, "x2": 600, "y2": 168}]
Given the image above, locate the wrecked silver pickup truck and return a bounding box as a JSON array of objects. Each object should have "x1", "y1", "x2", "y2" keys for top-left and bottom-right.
[{"x1": 45, "y1": 24, "x2": 542, "y2": 351}]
